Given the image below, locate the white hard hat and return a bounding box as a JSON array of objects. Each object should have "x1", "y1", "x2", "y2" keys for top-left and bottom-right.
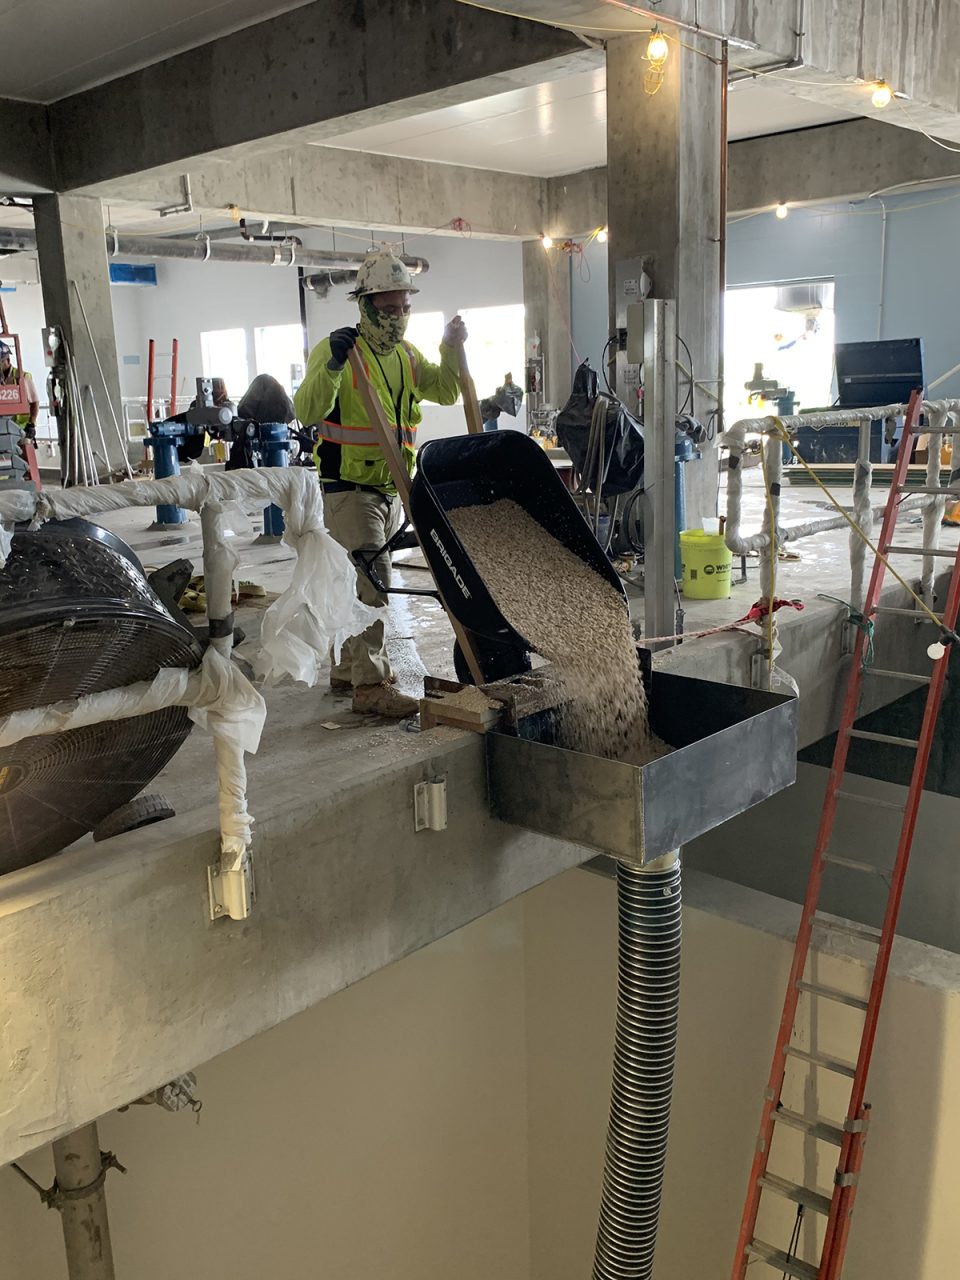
[{"x1": 349, "y1": 249, "x2": 420, "y2": 299}]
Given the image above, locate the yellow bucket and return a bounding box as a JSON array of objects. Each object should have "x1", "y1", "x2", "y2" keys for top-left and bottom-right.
[{"x1": 680, "y1": 529, "x2": 732, "y2": 600}]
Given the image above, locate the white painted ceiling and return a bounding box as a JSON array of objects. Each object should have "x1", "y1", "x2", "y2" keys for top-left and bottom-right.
[
  {"x1": 0, "y1": 0, "x2": 313, "y2": 102},
  {"x1": 321, "y1": 70, "x2": 856, "y2": 178}
]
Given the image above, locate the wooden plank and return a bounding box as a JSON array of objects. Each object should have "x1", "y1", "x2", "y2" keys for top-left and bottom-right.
[{"x1": 346, "y1": 347, "x2": 486, "y2": 685}]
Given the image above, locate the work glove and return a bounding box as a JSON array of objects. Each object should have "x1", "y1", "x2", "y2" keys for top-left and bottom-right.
[
  {"x1": 327, "y1": 326, "x2": 359, "y2": 371},
  {"x1": 443, "y1": 315, "x2": 468, "y2": 347}
]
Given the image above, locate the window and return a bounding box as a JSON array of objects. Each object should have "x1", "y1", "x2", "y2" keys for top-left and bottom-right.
[
  {"x1": 404, "y1": 312, "x2": 445, "y2": 360},
  {"x1": 723, "y1": 282, "x2": 836, "y2": 422},
  {"x1": 200, "y1": 328, "x2": 249, "y2": 403},
  {"x1": 255, "y1": 323, "x2": 307, "y2": 395},
  {"x1": 460, "y1": 304, "x2": 526, "y2": 409}
]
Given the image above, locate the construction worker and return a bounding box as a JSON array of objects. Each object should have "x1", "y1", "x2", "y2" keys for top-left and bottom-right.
[
  {"x1": 295, "y1": 249, "x2": 466, "y2": 718},
  {"x1": 0, "y1": 341, "x2": 40, "y2": 438}
]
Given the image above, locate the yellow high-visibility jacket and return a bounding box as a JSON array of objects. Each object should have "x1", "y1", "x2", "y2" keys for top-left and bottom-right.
[{"x1": 294, "y1": 335, "x2": 460, "y2": 495}]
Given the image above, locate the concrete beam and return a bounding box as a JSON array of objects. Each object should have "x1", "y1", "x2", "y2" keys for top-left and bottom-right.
[
  {"x1": 726, "y1": 116, "x2": 960, "y2": 214},
  {"x1": 0, "y1": 732, "x2": 589, "y2": 1167},
  {"x1": 544, "y1": 118, "x2": 960, "y2": 236},
  {"x1": 91, "y1": 144, "x2": 548, "y2": 241},
  {"x1": 0, "y1": 99, "x2": 54, "y2": 194},
  {"x1": 49, "y1": 0, "x2": 589, "y2": 190}
]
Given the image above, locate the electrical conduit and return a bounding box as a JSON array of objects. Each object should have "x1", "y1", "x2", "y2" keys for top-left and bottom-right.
[{"x1": 593, "y1": 850, "x2": 682, "y2": 1280}]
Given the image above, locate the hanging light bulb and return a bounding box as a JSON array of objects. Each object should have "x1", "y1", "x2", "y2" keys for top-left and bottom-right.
[
  {"x1": 597, "y1": 227, "x2": 609, "y2": 244},
  {"x1": 872, "y1": 81, "x2": 892, "y2": 109},
  {"x1": 646, "y1": 26, "x2": 669, "y2": 64},
  {"x1": 775, "y1": 202, "x2": 789, "y2": 220},
  {"x1": 541, "y1": 233, "x2": 553, "y2": 250}
]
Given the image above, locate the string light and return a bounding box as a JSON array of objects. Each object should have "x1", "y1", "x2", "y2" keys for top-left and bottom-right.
[
  {"x1": 540, "y1": 233, "x2": 553, "y2": 250},
  {"x1": 872, "y1": 81, "x2": 892, "y2": 109},
  {"x1": 597, "y1": 227, "x2": 609, "y2": 244},
  {"x1": 775, "y1": 202, "x2": 789, "y2": 220},
  {"x1": 646, "y1": 26, "x2": 668, "y2": 63}
]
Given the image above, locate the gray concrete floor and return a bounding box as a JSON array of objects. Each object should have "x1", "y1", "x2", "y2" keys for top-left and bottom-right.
[{"x1": 74, "y1": 467, "x2": 957, "y2": 835}]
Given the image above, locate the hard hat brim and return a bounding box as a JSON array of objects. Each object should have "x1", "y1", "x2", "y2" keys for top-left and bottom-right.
[{"x1": 348, "y1": 282, "x2": 420, "y2": 299}]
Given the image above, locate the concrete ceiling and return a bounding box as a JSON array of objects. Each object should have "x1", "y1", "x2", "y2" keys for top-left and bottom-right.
[
  {"x1": 322, "y1": 70, "x2": 856, "y2": 178},
  {"x1": 0, "y1": 0, "x2": 314, "y2": 102}
]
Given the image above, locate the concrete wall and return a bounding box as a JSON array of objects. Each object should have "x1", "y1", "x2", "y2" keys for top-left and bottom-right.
[
  {"x1": 686, "y1": 762, "x2": 960, "y2": 956},
  {"x1": 5, "y1": 868, "x2": 959, "y2": 1279},
  {"x1": 110, "y1": 227, "x2": 526, "y2": 439},
  {"x1": 0, "y1": 902, "x2": 532, "y2": 1280},
  {"x1": 524, "y1": 868, "x2": 960, "y2": 1280}
]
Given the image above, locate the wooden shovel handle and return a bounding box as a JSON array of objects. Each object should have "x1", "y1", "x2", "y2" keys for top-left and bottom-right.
[{"x1": 346, "y1": 346, "x2": 486, "y2": 686}]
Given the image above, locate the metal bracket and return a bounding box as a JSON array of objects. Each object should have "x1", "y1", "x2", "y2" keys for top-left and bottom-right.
[
  {"x1": 834, "y1": 1170, "x2": 860, "y2": 1188},
  {"x1": 414, "y1": 776, "x2": 448, "y2": 832},
  {"x1": 207, "y1": 849, "x2": 255, "y2": 921}
]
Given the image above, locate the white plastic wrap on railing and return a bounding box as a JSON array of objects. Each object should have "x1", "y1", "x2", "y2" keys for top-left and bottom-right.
[{"x1": 0, "y1": 469, "x2": 376, "y2": 860}]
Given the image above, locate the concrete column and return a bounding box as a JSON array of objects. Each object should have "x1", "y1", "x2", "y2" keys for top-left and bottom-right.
[
  {"x1": 33, "y1": 193, "x2": 125, "y2": 477},
  {"x1": 522, "y1": 239, "x2": 573, "y2": 411},
  {"x1": 606, "y1": 34, "x2": 723, "y2": 527}
]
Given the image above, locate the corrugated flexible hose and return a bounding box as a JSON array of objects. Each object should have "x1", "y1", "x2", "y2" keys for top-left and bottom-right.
[{"x1": 593, "y1": 851, "x2": 682, "y2": 1280}]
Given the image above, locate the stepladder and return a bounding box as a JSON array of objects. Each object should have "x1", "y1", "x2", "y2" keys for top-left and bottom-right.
[{"x1": 731, "y1": 389, "x2": 960, "y2": 1280}]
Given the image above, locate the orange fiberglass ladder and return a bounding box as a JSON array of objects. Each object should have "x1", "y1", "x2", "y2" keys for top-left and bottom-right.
[{"x1": 731, "y1": 390, "x2": 960, "y2": 1280}]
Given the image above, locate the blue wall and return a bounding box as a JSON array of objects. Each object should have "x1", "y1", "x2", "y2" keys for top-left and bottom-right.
[{"x1": 570, "y1": 184, "x2": 960, "y2": 398}]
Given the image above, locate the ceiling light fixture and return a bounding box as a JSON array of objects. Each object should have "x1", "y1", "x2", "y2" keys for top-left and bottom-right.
[
  {"x1": 872, "y1": 81, "x2": 893, "y2": 109},
  {"x1": 775, "y1": 202, "x2": 789, "y2": 220}
]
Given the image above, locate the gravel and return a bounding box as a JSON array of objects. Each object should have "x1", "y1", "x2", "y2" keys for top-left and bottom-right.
[{"x1": 449, "y1": 499, "x2": 666, "y2": 761}]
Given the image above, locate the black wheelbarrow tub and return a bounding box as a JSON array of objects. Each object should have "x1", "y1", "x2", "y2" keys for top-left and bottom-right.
[{"x1": 410, "y1": 431, "x2": 625, "y2": 683}]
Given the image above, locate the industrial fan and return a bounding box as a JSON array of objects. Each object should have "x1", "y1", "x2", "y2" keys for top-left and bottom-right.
[{"x1": 0, "y1": 518, "x2": 203, "y2": 875}]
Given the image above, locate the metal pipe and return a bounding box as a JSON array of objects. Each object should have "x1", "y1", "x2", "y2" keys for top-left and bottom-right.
[
  {"x1": 597, "y1": 0, "x2": 758, "y2": 49},
  {"x1": 51, "y1": 1122, "x2": 117, "y2": 1280},
  {"x1": 170, "y1": 337, "x2": 179, "y2": 415},
  {"x1": 146, "y1": 338, "x2": 156, "y2": 423},
  {"x1": 592, "y1": 849, "x2": 682, "y2": 1280},
  {"x1": 876, "y1": 198, "x2": 888, "y2": 340},
  {"x1": 717, "y1": 39, "x2": 728, "y2": 450}
]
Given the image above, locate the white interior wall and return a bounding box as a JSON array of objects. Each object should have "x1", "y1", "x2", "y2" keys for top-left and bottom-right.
[
  {"x1": 0, "y1": 900, "x2": 532, "y2": 1280},
  {"x1": 3, "y1": 869, "x2": 958, "y2": 1280},
  {"x1": 108, "y1": 228, "x2": 526, "y2": 441}
]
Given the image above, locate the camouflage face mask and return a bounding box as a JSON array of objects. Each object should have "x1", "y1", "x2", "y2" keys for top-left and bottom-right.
[{"x1": 358, "y1": 296, "x2": 410, "y2": 355}]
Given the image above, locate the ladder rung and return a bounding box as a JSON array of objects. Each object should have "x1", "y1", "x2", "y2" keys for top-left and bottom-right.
[
  {"x1": 823, "y1": 852, "x2": 886, "y2": 876},
  {"x1": 784, "y1": 1045, "x2": 857, "y2": 1078},
  {"x1": 797, "y1": 979, "x2": 870, "y2": 1011},
  {"x1": 814, "y1": 916, "x2": 883, "y2": 944},
  {"x1": 904, "y1": 485, "x2": 960, "y2": 496},
  {"x1": 871, "y1": 605, "x2": 941, "y2": 620},
  {"x1": 847, "y1": 728, "x2": 919, "y2": 748},
  {"x1": 909, "y1": 426, "x2": 960, "y2": 434},
  {"x1": 883, "y1": 543, "x2": 956, "y2": 557},
  {"x1": 861, "y1": 667, "x2": 931, "y2": 684},
  {"x1": 746, "y1": 1239, "x2": 819, "y2": 1279},
  {"x1": 773, "y1": 1106, "x2": 844, "y2": 1146},
  {"x1": 759, "y1": 1172, "x2": 833, "y2": 1216},
  {"x1": 835, "y1": 789, "x2": 904, "y2": 811}
]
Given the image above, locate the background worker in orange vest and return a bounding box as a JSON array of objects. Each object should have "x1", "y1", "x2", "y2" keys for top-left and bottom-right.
[
  {"x1": 0, "y1": 341, "x2": 40, "y2": 440},
  {"x1": 294, "y1": 250, "x2": 466, "y2": 718}
]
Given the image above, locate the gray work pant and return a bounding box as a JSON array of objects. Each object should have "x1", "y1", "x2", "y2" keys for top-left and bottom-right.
[{"x1": 324, "y1": 487, "x2": 404, "y2": 686}]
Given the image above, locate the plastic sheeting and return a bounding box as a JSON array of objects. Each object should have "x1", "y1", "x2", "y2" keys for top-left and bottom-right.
[{"x1": 0, "y1": 469, "x2": 377, "y2": 858}]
